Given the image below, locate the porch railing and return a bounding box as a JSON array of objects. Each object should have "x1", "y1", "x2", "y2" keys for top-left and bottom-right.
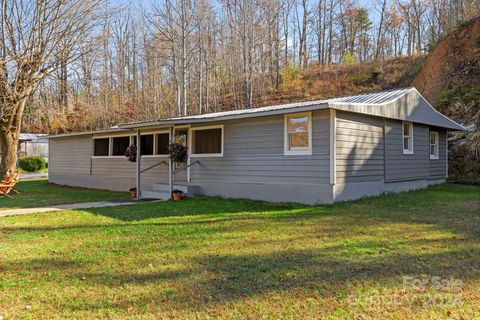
[
  {"x1": 174, "y1": 160, "x2": 201, "y2": 172},
  {"x1": 140, "y1": 160, "x2": 168, "y2": 174}
]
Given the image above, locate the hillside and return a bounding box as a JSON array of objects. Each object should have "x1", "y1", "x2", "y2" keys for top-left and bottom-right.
[
  {"x1": 414, "y1": 17, "x2": 479, "y2": 181},
  {"x1": 259, "y1": 56, "x2": 426, "y2": 106},
  {"x1": 253, "y1": 18, "x2": 479, "y2": 181}
]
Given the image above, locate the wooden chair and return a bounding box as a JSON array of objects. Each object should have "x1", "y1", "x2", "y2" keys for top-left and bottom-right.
[{"x1": 0, "y1": 170, "x2": 20, "y2": 198}]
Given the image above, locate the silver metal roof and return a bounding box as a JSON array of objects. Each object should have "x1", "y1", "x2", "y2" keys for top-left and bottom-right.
[
  {"x1": 118, "y1": 87, "x2": 463, "y2": 130},
  {"x1": 49, "y1": 87, "x2": 464, "y2": 139}
]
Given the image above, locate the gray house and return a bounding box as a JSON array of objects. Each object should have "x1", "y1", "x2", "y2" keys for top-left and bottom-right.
[{"x1": 48, "y1": 88, "x2": 463, "y2": 204}]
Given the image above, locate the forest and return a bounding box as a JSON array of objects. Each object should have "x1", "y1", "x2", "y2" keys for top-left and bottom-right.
[{"x1": 16, "y1": 0, "x2": 480, "y2": 134}]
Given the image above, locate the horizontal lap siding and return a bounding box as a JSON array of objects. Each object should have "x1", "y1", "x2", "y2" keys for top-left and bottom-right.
[
  {"x1": 190, "y1": 110, "x2": 330, "y2": 185},
  {"x1": 92, "y1": 157, "x2": 169, "y2": 187},
  {"x1": 385, "y1": 120, "x2": 429, "y2": 181},
  {"x1": 336, "y1": 112, "x2": 385, "y2": 183},
  {"x1": 50, "y1": 135, "x2": 168, "y2": 190},
  {"x1": 49, "y1": 136, "x2": 92, "y2": 174},
  {"x1": 429, "y1": 130, "x2": 447, "y2": 180}
]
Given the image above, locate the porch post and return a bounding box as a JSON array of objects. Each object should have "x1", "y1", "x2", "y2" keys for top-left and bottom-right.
[
  {"x1": 136, "y1": 129, "x2": 141, "y2": 198},
  {"x1": 168, "y1": 126, "x2": 174, "y2": 195}
]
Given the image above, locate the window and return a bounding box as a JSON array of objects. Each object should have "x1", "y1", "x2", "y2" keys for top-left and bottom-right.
[
  {"x1": 94, "y1": 138, "x2": 109, "y2": 156},
  {"x1": 140, "y1": 135, "x2": 154, "y2": 156},
  {"x1": 112, "y1": 136, "x2": 130, "y2": 156},
  {"x1": 156, "y1": 133, "x2": 170, "y2": 155},
  {"x1": 430, "y1": 131, "x2": 439, "y2": 160},
  {"x1": 402, "y1": 122, "x2": 414, "y2": 154},
  {"x1": 284, "y1": 112, "x2": 312, "y2": 155},
  {"x1": 192, "y1": 126, "x2": 223, "y2": 156}
]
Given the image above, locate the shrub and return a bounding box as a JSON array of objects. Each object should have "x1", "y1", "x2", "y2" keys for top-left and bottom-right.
[{"x1": 18, "y1": 157, "x2": 46, "y2": 172}]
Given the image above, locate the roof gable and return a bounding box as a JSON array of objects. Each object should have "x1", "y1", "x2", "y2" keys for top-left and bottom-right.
[{"x1": 328, "y1": 88, "x2": 464, "y2": 130}]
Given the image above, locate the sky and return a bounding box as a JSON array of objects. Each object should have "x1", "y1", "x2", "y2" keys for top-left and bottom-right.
[{"x1": 109, "y1": 0, "x2": 382, "y2": 25}]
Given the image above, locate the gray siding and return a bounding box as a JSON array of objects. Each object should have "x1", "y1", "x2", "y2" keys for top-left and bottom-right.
[
  {"x1": 189, "y1": 110, "x2": 330, "y2": 185},
  {"x1": 429, "y1": 129, "x2": 447, "y2": 180},
  {"x1": 49, "y1": 136, "x2": 92, "y2": 175},
  {"x1": 384, "y1": 120, "x2": 430, "y2": 182},
  {"x1": 49, "y1": 135, "x2": 169, "y2": 191},
  {"x1": 335, "y1": 111, "x2": 385, "y2": 183}
]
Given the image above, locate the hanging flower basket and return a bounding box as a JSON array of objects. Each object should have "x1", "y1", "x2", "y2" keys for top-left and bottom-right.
[
  {"x1": 125, "y1": 144, "x2": 137, "y2": 162},
  {"x1": 168, "y1": 143, "x2": 188, "y2": 163}
]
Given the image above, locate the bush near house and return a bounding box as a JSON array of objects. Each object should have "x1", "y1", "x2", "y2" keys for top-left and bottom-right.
[{"x1": 18, "y1": 156, "x2": 46, "y2": 172}]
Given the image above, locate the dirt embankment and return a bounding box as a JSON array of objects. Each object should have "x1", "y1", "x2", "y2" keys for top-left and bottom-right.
[{"x1": 414, "y1": 17, "x2": 480, "y2": 110}]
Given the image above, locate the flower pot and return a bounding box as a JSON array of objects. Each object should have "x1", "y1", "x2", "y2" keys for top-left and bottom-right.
[
  {"x1": 172, "y1": 192, "x2": 183, "y2": 201},
  {"x1": 130, "y1": 190, "x2": 137, "y2": 198}
]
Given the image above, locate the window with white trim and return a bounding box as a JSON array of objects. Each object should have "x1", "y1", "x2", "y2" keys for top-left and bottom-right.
[
  {"x1": 140, "y1": 134, "x2": 154, "y2": 156},
  {"x1": 285, "y1": 112, "x2": 312, "y2": 155},
  {"x1": 192, "y1": 126, "x2": 223, "y2": 156},
  {"x1": 156, "y1": 133, "x2": 170, "y2": 155},
  {"x1": 112, "y1": 136, "x2": 130, "y2": 156},
  {"x1": 430, "y1": 131, "x2": 439, "y2": 160},
  {"x1": 402, "y1": 122, "x2": 413, "y2": 154},
  {"x1": 93, "y1": 138, "x2": 109, "y2": 156}
]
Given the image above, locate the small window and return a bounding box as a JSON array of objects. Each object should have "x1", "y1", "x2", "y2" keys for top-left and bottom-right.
[
  {"x1": 140, "y1": 135, "x2": 154, "y2": 155},
  {"x1": 112, "y1": 136, "x2": 130, "y2": 156},
  {"x1": 285, "y1": 112, "x2": 312, "y2": 155},
  {"x1": 94, "y1": 138, "x2": 109, "y2": 156},
  {"x1": 156, "y1": 133, "x2": 170, "y2": 155},
  {"x1": 430, "y1": 131, "x2": 439, "y2": 160},
  {"x1": 402, "y1": 122, "x2": 413, "y2": 154},
  {"x1": 192, "y1": 127, "x2": 223, "y2": 156}
]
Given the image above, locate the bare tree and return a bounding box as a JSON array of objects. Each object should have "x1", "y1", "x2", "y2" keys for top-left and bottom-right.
[{"x1": 0, "y1": 0, "x2": 105, "y2": 175}]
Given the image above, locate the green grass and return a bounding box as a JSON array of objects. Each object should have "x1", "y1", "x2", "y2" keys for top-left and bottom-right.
[
  {"x1": 0, "y1": 183, "x2": 479, "y2": 319},
  {"x1": 0, "y1": 179, "x2": 129, "y2": 210}
]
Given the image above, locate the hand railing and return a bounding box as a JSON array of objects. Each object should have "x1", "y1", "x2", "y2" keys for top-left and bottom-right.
[
  {"x1": 174, "y1": 160, "x2": 201, "y2": 172},
  {"x1": 140, "y1": 160, "x2": 167, "y2": 174}
]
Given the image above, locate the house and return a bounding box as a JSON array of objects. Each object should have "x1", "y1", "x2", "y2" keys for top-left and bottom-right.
[
  {"x1": 47, "y1": 88, "x2": 464, "y2": 204},
  {"x1": 0, "y1": 133, "x2": 49, "y2": 164},
  {"x1": 18, "y1": 133, "x2": 49, "y2": 163}
]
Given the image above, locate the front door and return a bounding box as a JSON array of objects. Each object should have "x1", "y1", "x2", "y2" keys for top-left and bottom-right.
[{"x1": 174, "y1": 128, "x2": 189, "y2": 183}]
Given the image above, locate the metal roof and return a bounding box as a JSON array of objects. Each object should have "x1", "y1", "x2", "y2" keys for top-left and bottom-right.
[
  {"x1": 118, "y1": 87, "x2": 463, "y2": 131},
  {"x1": 48, "y1": 87, "x2": 464, "y2": 139}
]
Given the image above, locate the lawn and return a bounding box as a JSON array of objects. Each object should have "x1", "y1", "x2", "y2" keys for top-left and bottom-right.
[
  {"x1": 0, "y1": 183, "x2": 478, "y2": 319},
  {"x1": 0, "y1": 179, "x2": 129, "y2": 210}
]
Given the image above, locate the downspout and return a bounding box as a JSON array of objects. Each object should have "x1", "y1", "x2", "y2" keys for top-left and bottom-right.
[
  {"x1": 136, "y1": 129, "x2": 141, "y2": 198},
  {"x1": 383, "y1": 118, "x2": 387, "y2": 182},
  {"x1": 169, "y1": 126, "x2": 174, "y2": 195},
  {"x1": 329, "y1": 109, "x2": 336, "y2": 202}
]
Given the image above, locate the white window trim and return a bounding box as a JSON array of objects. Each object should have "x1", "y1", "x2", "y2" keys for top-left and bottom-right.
[
  {"x1": 136, "y1": 131, "x2": 168, "y2": 157},
  {"x1": 92, "y1": 130, "x2": 173, "y2": 158},
  {"x1": 190, "y1": 124, "x2": 224, "y2": 158},
  {"x1": 402, "y1": 121, "x2": 414, "y2": 155},
  {"x1": 92, "y1": 137, "x2": 111, "y2": 158},
  {"x1": 430, "y1": 131, "x2": 439, "y2": 160},
  {"x1": 284, "y1": 112, "x2": 312, "y2": 156},
  {"x1": 153, "y1": 131, "x2": 170, "y2": 156}
]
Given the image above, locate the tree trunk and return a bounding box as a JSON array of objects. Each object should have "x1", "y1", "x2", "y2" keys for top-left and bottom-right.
[
  {"x1": 0, "y1": 127, "x2": 20, "y2": 177},
  {"x1": 0, "y1": 98, "x2": 27, "y2": 176}
]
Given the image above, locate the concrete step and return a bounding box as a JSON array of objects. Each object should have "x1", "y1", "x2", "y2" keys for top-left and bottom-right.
[
  {"x1": 140, "y1": 190, "x2": 170, "y2": 200},
  {"x1": 152, "y1": 183, "x2": 189, "y2": 193},
  {"x1": 151, "y1": 184, "x2": 200, "y2": 196}
]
